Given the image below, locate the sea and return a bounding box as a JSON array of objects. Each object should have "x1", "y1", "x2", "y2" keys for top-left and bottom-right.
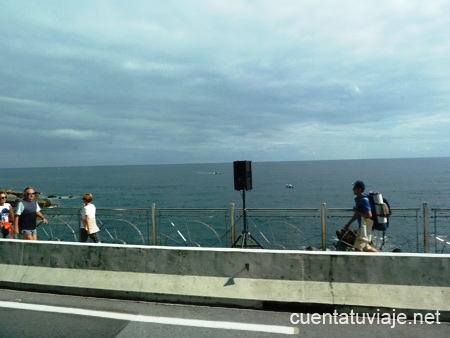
[{"x1": 1, "y1": 157, "x2": 449, "y2": 210}]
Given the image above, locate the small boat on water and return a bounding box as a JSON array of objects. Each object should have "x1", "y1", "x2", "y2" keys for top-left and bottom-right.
[{"x1": 285, "y1": 184, "x2": 294, "y2": 189}]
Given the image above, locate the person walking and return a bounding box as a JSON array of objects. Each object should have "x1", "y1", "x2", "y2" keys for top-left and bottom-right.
[
  {"x1": 80, "y1": 193, "x2": 100, "y2": 243},
  {"x1": 0, "y1": 191, "x2": 15, "y2": 238},
  {"x1": 14, "y1": 187, "x2": 48, "y2": 240},
  {"x1": 344, "y1": 180, "x2": 378, "y2": 252}
]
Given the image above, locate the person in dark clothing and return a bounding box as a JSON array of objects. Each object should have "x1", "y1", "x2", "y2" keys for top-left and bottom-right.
[{"x1": 14, "y1": 187, "x2": 48, "y2": 240}]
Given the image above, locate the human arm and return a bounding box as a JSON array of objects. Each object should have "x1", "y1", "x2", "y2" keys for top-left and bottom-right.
[
  {"x1": 14, "y1": 215, "x2": 19, "y2": 235},
  {"x1": 35, "y1": 202, "x2": 48, "y2": 225},
  {"x1": 14, "y1": 202, "x2": 23, "y2": 235},
  {"x1": 344, "y1": 196, "x2": 372, "y2": 229},
  {"x1": 84, "y1": 213, "x2": 91, "y2": 234},
  {"x1": 344, "y1": 198, "x2": 372, "y2": 229},
  {"x1": 344, "y1": 213, "x2": 358, "y2": 230},
  {"x1": 9, "y1": 207, "x2": 14, "y2": 223},
  {"x1": 352, "y1": 206, "x2": 372, "y2": 219},
  {"x1": 8, "y1": 206, "x2": 15, "y2": 233},
  {"x1": 36, "y1": 211, "x2": 48, "y2": 225},
  {"x1": 356, "y1": 196, "x2": 372, "y2": 219}
]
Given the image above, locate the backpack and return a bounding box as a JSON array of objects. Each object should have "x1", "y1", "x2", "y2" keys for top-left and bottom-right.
[{"x1": 367, "y1": 191, "x2": 391, "y2": 232}]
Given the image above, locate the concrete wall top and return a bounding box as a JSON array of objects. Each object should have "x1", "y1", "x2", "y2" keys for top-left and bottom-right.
[
  {"x1": 1, "y1": 239, "x2": 449, "y2": 288},
  {"x1": 1, "y1": 239, "x2": 449, "y2": 313}
]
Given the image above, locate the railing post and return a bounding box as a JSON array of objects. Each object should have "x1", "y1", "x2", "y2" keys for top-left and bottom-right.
[
  {"x1": 423, "y1": 202, "x2": 429, "y2": 253},
  {"x1": 152, "y1": 203, "x2": 157, "y2": 246},
  {"x1": 230, "y1": 203, "x2": 235, "y2": 246},
  {"x1": 416, "y1": 209, "x2": 420, "y2": 253},
  {"x1": 321, "y1": 203, "x2": 327, "y2": 251}
]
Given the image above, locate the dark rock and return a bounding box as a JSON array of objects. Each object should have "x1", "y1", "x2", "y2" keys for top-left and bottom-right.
[{"x1": 4, "y1": 190, "x2": 59, "y2": 208}]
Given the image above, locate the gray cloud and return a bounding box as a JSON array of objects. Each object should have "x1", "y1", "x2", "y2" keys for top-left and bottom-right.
[{"x1": 2, "y1": 0, "x2": 450, "y2": 168}]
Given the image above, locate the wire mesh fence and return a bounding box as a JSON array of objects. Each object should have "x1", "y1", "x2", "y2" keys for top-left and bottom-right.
[{"x1": 6, "y1": 203, "x2": 449, "y2": 254}]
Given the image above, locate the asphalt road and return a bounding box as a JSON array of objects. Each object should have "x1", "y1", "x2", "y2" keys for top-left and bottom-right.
[{"x1": 0, "y1": 289, "x2": 448, "y2": 337}]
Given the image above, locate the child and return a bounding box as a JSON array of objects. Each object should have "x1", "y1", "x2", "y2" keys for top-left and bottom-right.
[{"x1": 80, "y1": 193, "x2": 100, "y2": 243}]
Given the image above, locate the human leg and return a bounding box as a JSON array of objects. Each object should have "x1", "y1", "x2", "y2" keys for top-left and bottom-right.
[
  {"x1": 363, "y1": 221, "x2": 378, "y2": 252},
  {"x1": 354, "y1": 225, "x2": 369, "y2": 251},
  {"x1": 21, "y1": 229, "x2": 37, "y2": 240},
  {"x1": 89, "y1": 232, "x2": 100, "y2": 243},
  {"x1": 1, "y1": 226, "x2": 9, "y2": 238},
  {"x1": 79, "y1": 228, "x2": 89, "y2": 242}
]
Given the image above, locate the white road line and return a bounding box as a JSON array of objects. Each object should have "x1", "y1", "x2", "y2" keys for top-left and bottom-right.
[{"x1": 0, "y1": 301, "x2": 299, "y2": 335}]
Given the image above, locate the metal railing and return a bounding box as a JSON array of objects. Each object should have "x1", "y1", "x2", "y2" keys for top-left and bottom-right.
[
  {"x1": 430, "y1": 206, "x2": 450, "y2": 254},
  {"x1": 154, "y1": 207, "x2": 231, "y2": 247},
  {"x1": 10, "y1": 203, "x2": 449, "y2": 254},
  {"x1": 234, "y1": 207, "x2": 322, "y2": 250}
]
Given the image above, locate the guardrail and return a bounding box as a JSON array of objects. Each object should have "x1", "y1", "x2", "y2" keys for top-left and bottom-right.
[
  {"x1": 154, "y1": 207, "x2": 232, "y2": 247},
  {"x1": 431, "y1": 206, "x2": 450, "y2": 254},
  {"x1": 236, "y1": 207, "x2": 322, "y2": 250},
  {"x1": 16, "y1": 203, "x2": 449, "y2": 254}
]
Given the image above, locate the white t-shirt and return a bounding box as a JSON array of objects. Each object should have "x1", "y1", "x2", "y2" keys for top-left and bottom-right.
[
  {"x1": 80, "y1": 203, "x2": 96, "y2": 229},
  {"x1": 16, "y1": 201, "x2": 41, "y2": 215},
  {"x1": 1, "y1": 203, "x2": 12, "y2": 223}
]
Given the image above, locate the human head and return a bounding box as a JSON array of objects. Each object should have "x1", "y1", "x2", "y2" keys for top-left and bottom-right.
[
  {"x1": 352, "y1": 180, "x2": 365, "y2": 192},
  {"x1": 23, "y1": 187, "x2": 36, "y2": 201},
  {"x1": 82, "y1": 193, "x2": 93, "y2": 203},
  {"x1": 0, "y1": 190, "x2": 6, "y2": 204}
]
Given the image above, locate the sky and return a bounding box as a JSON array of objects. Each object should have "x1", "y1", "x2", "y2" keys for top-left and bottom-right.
[{"x1": 1, "y1": 0, "x2": 450, "y2": 168}]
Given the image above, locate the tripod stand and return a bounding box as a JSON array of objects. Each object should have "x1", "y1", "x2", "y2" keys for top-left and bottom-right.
[{"x1": 232, "y1": 188, "x2": 263, "y2": 249}]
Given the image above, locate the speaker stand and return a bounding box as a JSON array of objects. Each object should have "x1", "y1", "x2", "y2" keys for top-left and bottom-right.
[{"x1": 232, "y1": 189, "x2": 263, "y2": 249}]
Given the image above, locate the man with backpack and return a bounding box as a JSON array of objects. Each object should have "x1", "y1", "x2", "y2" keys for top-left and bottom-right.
[{"x1": 344, "y1": 180, "x2": 378, "y2": 252}]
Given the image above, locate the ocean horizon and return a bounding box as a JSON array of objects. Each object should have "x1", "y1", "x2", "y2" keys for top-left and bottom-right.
[
  {"x1": 1, "y1": 157, "x2": 449, "y2": 210},
  {"x1": 2, "y1": 155, "x2": 448, "y2": 170}
]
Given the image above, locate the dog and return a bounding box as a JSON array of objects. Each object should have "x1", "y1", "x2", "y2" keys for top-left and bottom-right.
[{"x1": 336, "y1": 228, "x2": 357, "y2": 250}]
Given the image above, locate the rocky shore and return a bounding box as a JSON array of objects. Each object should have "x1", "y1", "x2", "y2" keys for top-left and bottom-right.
[{"x1": 2, "y1": 190, "x2": 57, "y2": 208}]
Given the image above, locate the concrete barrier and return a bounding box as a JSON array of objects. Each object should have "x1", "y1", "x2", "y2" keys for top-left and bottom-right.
[{"x1": 0, "y1": 239, "x2": 449, "y2": 317}]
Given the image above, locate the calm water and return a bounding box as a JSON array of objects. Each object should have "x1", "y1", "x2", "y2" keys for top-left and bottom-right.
[{"x1": 1, "y1": 157, "x2": 450, "y2": 210}]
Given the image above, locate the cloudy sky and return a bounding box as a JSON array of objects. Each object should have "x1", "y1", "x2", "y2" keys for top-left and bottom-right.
[{"x1": 2, "y1": 0, "x2": 450, "y2": 168}]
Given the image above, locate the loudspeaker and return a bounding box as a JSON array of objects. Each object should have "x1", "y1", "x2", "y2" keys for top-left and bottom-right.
[{"x1": 233, "y1": 160, "x2": 252, "y2": 191}]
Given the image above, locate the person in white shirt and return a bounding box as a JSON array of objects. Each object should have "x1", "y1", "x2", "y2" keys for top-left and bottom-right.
[
  {"x1": 80, "y1": 193, "x2": 100, "y2": 243},
  {"x1": 0, "y1": 191, "x2": 15, "y2": 238}
]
